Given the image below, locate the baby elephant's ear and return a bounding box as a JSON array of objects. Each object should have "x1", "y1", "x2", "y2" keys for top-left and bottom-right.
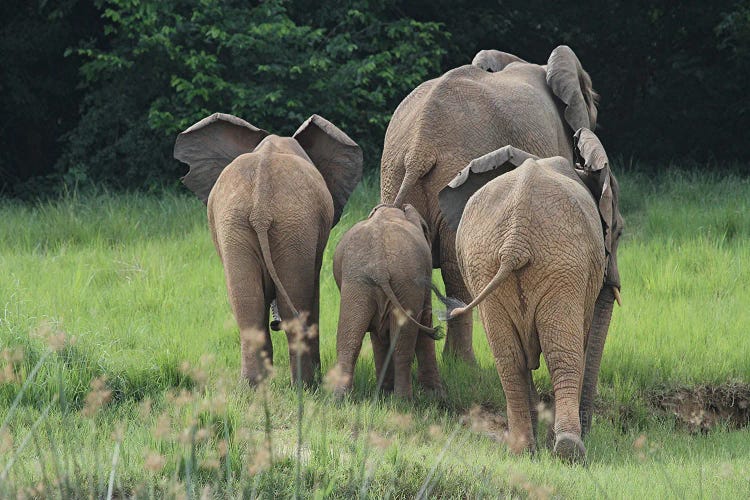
[
  {"x1": 439, "y1": 145, "x2": 539, "y2": 232},
  {"x1": 293, "y1": 115, "x2": 363, "y2": 226},
  {"x1": 403, "y1": 204, "x2": 431, "y2": 242},
  {"x1": 174, "y1": 113, "x2": 269, "y2": 203}
]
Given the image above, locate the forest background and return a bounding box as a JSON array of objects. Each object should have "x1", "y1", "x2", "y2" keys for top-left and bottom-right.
[{"x1": 1, "y1": 0, "x2": 749, "y2": 197}]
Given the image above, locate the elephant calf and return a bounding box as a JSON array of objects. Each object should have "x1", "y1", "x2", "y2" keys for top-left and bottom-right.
[
  {"x1": 438, "y1": 129, "x2": 623, "y2": 463},
  {"x1": 331, "y1": 204, "x2": 443, "y2": 399}
]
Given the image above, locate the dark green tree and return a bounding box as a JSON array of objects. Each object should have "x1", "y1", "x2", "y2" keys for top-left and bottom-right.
[{"x1": 58, "y1": 0, "x2": 448, "y2": 188}]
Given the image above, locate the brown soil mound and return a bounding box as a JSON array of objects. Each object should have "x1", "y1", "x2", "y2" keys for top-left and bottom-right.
[{"x1": 650, "y1": 382, "x2": 750, "y2": 432}]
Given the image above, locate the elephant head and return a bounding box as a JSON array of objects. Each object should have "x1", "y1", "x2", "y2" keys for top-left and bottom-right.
[
  {"x1": 174, "y1": 113, "x2": 363, "y2": 225},
  {"x1": 546, "y1": 46, "x2": 599, "y2": 132},
  {"x1": 471, "y1": 49, "x2": 527, "y2": 72}
]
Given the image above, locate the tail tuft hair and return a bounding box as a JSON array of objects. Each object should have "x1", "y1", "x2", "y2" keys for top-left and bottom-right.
[{"x1": 430, "y1": 283, "x2": 468, "y2": 321}]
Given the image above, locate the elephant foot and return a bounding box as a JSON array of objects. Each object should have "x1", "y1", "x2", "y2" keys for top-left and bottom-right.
[
  {"x1": 422, "y1": 383, "x2": 447, "y2": 400},
  {"x1": 553, "y1": 432, "x2": 586, "y2": 464},
  {"x1": 442, "y1": 343, "x2": 476, "y2": 365}
]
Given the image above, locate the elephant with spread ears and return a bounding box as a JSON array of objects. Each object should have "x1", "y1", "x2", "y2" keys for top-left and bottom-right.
[
  {"x1": 380, "y1": 45, "x2": 599, "y2": 364},
  {"x1": 437, "y1": 128, "x2": 623, "y2": 462},
  {"x1": 174, "y1": 113, "x2": 362, "y2": 386}
]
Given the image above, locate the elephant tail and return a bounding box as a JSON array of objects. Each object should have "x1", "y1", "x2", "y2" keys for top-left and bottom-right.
[
  {"x1": 391, "y1": 150, "x2": 435, "y2": 208},
  {"x1": 255, "y1": 226, "x2": 300, "y2": 322},
  {"x1": 447, "y1": 249, "x2": 529, "y2": 319},
  {"x1": 380, "y1": 281, "x2": 443, "y2": 341}
]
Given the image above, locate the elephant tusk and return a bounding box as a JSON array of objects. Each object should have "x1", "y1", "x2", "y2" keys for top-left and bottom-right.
[{"x1": 612, "y1": 287, "x2": 622, "y2": 306}]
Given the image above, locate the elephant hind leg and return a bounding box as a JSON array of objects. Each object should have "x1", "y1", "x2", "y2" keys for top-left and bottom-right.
[
  {"x1": 333, "y1": 281, "x2": 376, "y2": 397},
  {"x1": 439, "y1": 229, "x2": 476, "y2": 364},
  {"x1": 371, "y1": 333, "x2": 394, "y2": 393},
  {"x1": 536, "y1": 298, "x2": 586, "y2": 463},
  {"x1": 390, "y1": 312, "x2": 419, "y2": 399},
  {"x1": 480, "y1": 304, "x2": 535, "y2": 454},
  {"x1": 415, "y1": 290, "x2": 443, "y2": 396},
  {"x1": 217, "y1": 232, "x2": 273, "y2": 385}
]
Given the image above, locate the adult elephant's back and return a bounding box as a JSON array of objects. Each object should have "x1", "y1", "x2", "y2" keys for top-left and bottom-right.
[{"x1": 379, "y1": 46, "x2": 600, "y2": 363}]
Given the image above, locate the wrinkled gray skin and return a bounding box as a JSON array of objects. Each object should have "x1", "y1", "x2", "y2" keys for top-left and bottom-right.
[
  {"x1": 174, "y1": 113, "x2": 362, "y2": 386},
  {"x1": 332, "y1": 205, "x2": 443, "y2": 399},
  {"x1": 439, "y1": 132, "x2": 622, "y2": 463},
  {"x1": 381, "y1": 46, "x2": 599, "y2": 364}
]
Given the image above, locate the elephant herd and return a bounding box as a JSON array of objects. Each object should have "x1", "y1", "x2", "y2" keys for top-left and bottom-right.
[{"x1": 173, "y1": 45, "x2": 622, "y2": 464}]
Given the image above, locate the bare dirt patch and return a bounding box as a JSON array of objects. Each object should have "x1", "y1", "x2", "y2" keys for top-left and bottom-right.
[{"x1": 650, "y1": 382, "x2": 750, "y2": 432}]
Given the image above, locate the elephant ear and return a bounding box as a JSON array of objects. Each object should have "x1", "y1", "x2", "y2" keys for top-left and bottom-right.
[
  {"x1": 293, "y1": 115, "x2": 363, "y2": 226},
  {"x1": 439, "y1": 146, "x2": 539, "y2": 232},
  {"x1": 403, "y1": 203, "x2": 431, "y2": 243},
  {"x1": 574, "y1": 128, "x2": 622, "y2": 286},
  {"x1": 471, "y1": 49, "x2": 527, "y2": 72},
  {"x1": 174, "y1": 113, "x2": 269, "y2": 203},
  {"x1": 546, "y1": 45, "x2": 599, "y2": 132}
]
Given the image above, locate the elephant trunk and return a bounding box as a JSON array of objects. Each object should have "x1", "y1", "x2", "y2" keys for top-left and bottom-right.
[{"x1": 579, "y1": 286, "x2": 616, "y2": 438}]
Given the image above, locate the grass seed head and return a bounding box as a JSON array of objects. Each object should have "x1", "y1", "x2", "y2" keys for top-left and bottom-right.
[
  {"x1": 388, "y1": 412, "x2": 413, "y2": 430},
  {"x1": 81, "y1": 376, "x2": 112, "y2": 417},
  {"x1": 368, "y1": 431, "x2": 392, "y2": 450},
  {"x1": 323, "y1": 364, "x2": 350, "y2": 393},
  {"x1": 153, "y1": 413, "x2": 172, "y2": 440},
  {"x1": 217, "y1": 439, "x2": 229, "y2": 457},
  {"x1": 0, "y1": 429, "x2": 13, "y2": 453},
  {"x1": 247, "y1": 446, "x2": 271, "y2": 476}
]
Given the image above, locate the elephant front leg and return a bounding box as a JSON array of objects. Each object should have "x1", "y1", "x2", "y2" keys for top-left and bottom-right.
[{"x1": 439, "y1": 228, "x2": 476, "y2": 364}]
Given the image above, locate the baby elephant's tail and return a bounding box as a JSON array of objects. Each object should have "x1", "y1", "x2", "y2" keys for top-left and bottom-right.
[{"x1": 380, "y1": 281, "x2": 443, "y2": 341}]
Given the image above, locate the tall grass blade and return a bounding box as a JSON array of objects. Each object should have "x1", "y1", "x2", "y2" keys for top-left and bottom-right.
[{"x1": 0, "y1": 349, "x2": 52, "y2": 434}]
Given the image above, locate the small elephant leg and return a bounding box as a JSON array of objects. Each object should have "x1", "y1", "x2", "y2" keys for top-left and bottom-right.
[
  {"x1": 536, "y1": 300, "x2": 586, "y2": 463},
  {"x1": 415, "y1": 333, "x2": 443, "y2": 395},
  {"x1": 390, "y1": 314, "x2": 419, "y2": 399},
  {"x1": 371, "y1": 332, "x2": 394, "y2": 392},
  {"x1": 439, "y1": 228, "x2": 476, "y2": 364},
  {"x1": 415, "y1": 291, "x2": 443, "y2": 395},
  {"x1": 333, "y1": 281, "x2": 376, "y2": 397}
]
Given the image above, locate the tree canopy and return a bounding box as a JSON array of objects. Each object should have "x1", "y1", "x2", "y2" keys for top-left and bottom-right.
[{"x1": 2, "y1": 0, "x2": 748, "y2": 196}]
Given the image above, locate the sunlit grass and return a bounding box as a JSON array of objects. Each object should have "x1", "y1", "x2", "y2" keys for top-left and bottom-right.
[{"x1": 1, "y1": 168, "x2": 749, "y2": 497}]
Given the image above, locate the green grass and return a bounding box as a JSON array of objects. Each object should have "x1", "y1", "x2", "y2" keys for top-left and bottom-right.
[{"x1": 1, "y1": 169, "x2": 749, "y2": 497}]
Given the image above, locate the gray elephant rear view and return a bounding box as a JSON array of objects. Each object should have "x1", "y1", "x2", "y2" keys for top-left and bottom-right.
[
  {"x1": 438, "y1": 129, "x2": 623, "y2": 462},
  {"x1": 174, "y1": 113, "x2": 362, "y2": 386},
  {"x1": 331, "y1": 204, "x2": 444, "y2": 399},
  {"x1": 380, "y1": 45, "x2": 599, "y2": 363}
]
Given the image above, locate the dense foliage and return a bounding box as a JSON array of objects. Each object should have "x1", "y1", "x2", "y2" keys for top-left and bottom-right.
[{"x1": 2, "y1": 0, "x2": 749, "y2": 196}]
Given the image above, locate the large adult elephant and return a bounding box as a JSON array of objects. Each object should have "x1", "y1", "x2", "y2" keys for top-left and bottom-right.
[
  {"x1": 438, "y1": 129, "x2": 623, "y2": 461},
  {"x1": 174, "y1": 113, "x2": 362, "y2": 385},
  {"x1": 380, "y1": 46, "x2": 599, "y2": 363}
]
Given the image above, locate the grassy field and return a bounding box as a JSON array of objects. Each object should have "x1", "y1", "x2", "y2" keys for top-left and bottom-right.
[{"x1": 1, "y1": 168, "x2": 749, "y2": 498}]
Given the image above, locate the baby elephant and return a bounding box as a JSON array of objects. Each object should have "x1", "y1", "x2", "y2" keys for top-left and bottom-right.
[{"x1": 331, "y1": 204, "x2": 443, "y2": 398}]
